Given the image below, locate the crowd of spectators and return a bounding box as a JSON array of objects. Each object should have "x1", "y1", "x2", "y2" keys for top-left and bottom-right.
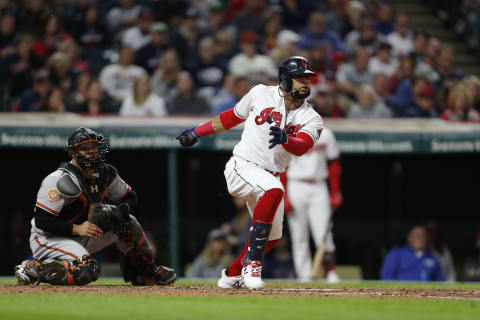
[
  {"x1": 1, "y1": 0, "x2": 479, "y2": 121},
  {"x1": 423, "y1": 0, "x2": 480, "y2": 54}
]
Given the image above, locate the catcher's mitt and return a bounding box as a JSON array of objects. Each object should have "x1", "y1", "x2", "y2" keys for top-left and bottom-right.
[{"x1": 88, "y1": 203, "x2": 130, "y2": 232}]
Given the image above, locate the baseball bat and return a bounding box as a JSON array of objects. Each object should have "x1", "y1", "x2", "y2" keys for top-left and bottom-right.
[{"x1": 311, "y1": 221, "x2": 333, "y2": 280}]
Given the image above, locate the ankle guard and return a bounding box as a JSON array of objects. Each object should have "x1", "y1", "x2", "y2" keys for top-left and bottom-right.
[{"x1": 244, "y1": 221, "x2": 272, "y2": 263}]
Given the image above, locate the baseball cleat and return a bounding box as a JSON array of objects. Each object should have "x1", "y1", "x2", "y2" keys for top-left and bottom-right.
[
  {"x1": 154, "y1": 266, "x2": 177, "y2": 286},
  {"x1": 14, "y1": 260, "x2": 44, "y2": 285},
  {"x1": 14, "y1": 265, "x2": 32, "y2": 285},
  {"x1": 242, "y1": 260, "x2": 265, "y2": 290},
  {"x1": 326, "y1": 270, "x2": 341, "y2": 283},
  {"x1": 217, "y1": 269, "x2": 245, "y2": 289}
]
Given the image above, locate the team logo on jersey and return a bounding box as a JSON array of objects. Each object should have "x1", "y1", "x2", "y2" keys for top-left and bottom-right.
[
  {"x1": 284, "y1": 123, "x2": 303, "y2": 136},
  {"x1": 255, "y1": 107, "x2": 282, "y2": 126},
  {"x1": 90, "y1": 184, "x2": 99, "y2": 193},
  {"x1": 47, "y1": 188, "x2": 60, "y2": 201}
]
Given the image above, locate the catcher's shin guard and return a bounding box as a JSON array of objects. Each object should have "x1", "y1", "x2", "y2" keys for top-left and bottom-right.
[
  {"x1": 62, "y1": 255, "x2": 101, "y2": 285},
  {"x1": 118, "y1": 219, "x2": 176, "y2": 286}
]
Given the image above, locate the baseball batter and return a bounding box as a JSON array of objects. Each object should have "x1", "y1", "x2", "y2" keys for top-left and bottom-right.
[
  {"x1": 14, "y1": 128, "x2": 176, "y2": 286},
  {"x1": 285, "y1": 126, "x2": 342, "y2": 282},
  {"x1": 177, "y1": 56, "x2": 323, "y2": 289}
]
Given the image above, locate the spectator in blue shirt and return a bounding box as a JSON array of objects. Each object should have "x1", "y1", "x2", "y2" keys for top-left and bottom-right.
[
  {"x1": 212, "y1": 76, "x2": 251, "y2": 115},
  {"x1": 298, "y1": 11, "x2": 346, "y2": 54},
  {"x1": 374, "y1": 3, "x2": 394, "y2": 36},
  {"x1": 381, "y1": 225, "x2": 444, "y2": 281}
]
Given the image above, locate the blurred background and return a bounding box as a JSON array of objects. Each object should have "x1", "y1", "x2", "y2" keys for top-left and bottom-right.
[{"x1": 1, "y1": 0, "x2": 480, "y2": 282}]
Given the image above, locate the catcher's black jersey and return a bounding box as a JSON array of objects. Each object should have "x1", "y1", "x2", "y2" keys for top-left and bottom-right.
[{"x1": 34, "y1": 162, "x2": 131, "y2": 225}]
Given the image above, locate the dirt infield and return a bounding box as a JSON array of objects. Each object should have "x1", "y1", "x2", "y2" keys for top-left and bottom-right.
[{"x1": 2, "y1": 284, "x2": 480, "y2": 300}]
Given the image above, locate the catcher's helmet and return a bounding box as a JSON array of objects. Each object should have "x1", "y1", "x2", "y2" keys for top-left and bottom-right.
[
  {"x1": 279, "y1": 56, "x2": 316, "y2": 92},
  {"x1": 66, "y1": 127, "x2": 109, "y2": 169}
]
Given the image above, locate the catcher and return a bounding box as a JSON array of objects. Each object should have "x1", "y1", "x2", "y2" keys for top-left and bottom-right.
[{"x1": 14, "y1": 127, "x2": 176, "y2": 286}]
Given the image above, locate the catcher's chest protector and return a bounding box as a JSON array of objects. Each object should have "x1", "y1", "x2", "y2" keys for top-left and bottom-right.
[{"x1": 56, "y1": 162, "x2": 117, "y2": 224}]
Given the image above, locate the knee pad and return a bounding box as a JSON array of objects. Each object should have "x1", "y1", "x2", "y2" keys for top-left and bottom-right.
[{"x1": 116, "y1": 218, "x2": 144, "y2": 247}]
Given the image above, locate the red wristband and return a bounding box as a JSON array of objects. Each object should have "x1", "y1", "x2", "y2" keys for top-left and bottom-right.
[{"x1": 194, "y1": 121, "x2": 214, "y2": 137}]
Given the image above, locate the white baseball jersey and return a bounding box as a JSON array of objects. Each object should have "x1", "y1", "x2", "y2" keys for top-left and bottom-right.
[
  {"x1": 232, "y1": 84, "x2": 324, "y2": 173},
  {"x1": 287, "y1": 127, "x2": 339, "y2": 182}
]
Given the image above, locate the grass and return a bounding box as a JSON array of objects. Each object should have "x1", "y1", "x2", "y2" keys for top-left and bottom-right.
[{"x1": 1, "y1": 279, "x2": 480, "y2": 320}]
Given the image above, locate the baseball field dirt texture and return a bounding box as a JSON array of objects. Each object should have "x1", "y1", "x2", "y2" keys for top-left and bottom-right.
[{"x1": 1, "y1": 279, "x2": 480, "y2": 320}]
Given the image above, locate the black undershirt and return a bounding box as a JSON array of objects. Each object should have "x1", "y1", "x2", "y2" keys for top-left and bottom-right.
[
  {"x1": 34, "y1": 189, "x2": 138, "y2": 236},
  {"x1": 34, "y1": 207, "x2": 73, "y2": 236}
]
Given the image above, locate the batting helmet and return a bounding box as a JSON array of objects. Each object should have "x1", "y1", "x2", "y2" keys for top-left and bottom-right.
[
  {"x1": 279, "y1": 56, "x2": 316, "y2": 92},
  {"x1": 66, "y1": 127, "x2": 109, "y2": 169}
]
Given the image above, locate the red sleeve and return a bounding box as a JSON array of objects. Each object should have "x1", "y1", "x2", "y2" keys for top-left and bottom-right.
[
  {"x1": 194, "y1": 108, "x2": 244, "y2": 137},
  {"x1": 327, "y1": 160, "x2": 341, "y2": 195},
  {"x1": 282, "y1": 132, "x2": 314, "y2": 156},
  {"x1": 279, "y1": 171, "x2": 287, "y2": 190},
  {"x1": 218, "y1": 108, "x2": 245, "y2": 129}
]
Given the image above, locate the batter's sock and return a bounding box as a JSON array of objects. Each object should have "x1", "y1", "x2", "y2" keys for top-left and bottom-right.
[
  {"x1": 246, "y1": 188, "x2": 283, "y2": 263},
  {"x1": 252, "y1": 188, "x2": 283, "y2": 222},
  {"x1": 323, "y1": 251, "x2": 337, "y2": 276},
  {"x1": 264, "y1": 239, "x2": 280, "y2": 256},
  {"x1": 227, "y1": 188, "x2": 283, "y2": 277},
  {"x1": 227, "y1": 241, "x2": 249, "y2": 276}
]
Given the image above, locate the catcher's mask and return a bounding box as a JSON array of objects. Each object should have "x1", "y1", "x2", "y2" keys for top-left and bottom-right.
[{"x1": 65, "y1": 127, "x2": 110, "y2": 169}]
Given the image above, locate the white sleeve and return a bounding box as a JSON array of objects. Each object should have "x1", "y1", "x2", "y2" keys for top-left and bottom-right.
[
  {"x1": 298, "y1": 113, "x2": 324, "y2": 144},
  {"x1": 122, "y1": 28, "x2": 135, "y2": 47},
  {"x1": 99, "y1": 66, "x2": 118, "y2": 99},
  {"x1": 35, "y1": 172, "x2": 67, "y2": 216},
  {"x1": 119, "y1": 95, "x2": 133, "y2": 115},
  {"x1": 263, "y1": 56, "x2": 277, "y2": 78},
  {"x1": 233, "y1": 85, "x2": 260, "y2": 119},
  {"x1": 149, "y1": 94, "x2": 167, "y2": 116},
  {"x1": 325, "y1": 129, "x2": 340, "y2": 160},
  {"x1": 336, "y1": 64, "x2": 349, "y2": 83},
  {"x1": 106, "y1": 174, "x2": 131, "y2": 202},
  {"x1": 228, "y1": 56, "x2": 245, "y2": 76}
]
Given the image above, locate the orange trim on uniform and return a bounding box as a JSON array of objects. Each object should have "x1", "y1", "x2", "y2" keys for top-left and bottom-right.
[
  {"x1": 67, "y1": 272, "x2": 75, "y2": 285},
  {"x1": 101, "y1": 185, "x2": 111, "y2": 201},
  {"x1": 62, "y1": 260, "x2": 76, "y2": 285},
  {"x1": 137, "y1": 233, "x2": 146, "y2": 248},
  {"x1": 36, "y1": 202, "x2": 59, "y2": 216},
  {"x1": 119, "y1": 185, "x2": 132, "y2": 201},
  {"x1": 34, "y1": 236, "x2": 79, "y2": 260}
]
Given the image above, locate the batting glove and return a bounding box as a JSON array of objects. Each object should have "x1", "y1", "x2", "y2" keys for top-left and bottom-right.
[
  {"x1": 177, "y1": 128, "x2": 199, "y2": 147},
  {"x1": 269, "y1": 126, "x2": 288, "y2": 149}
]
